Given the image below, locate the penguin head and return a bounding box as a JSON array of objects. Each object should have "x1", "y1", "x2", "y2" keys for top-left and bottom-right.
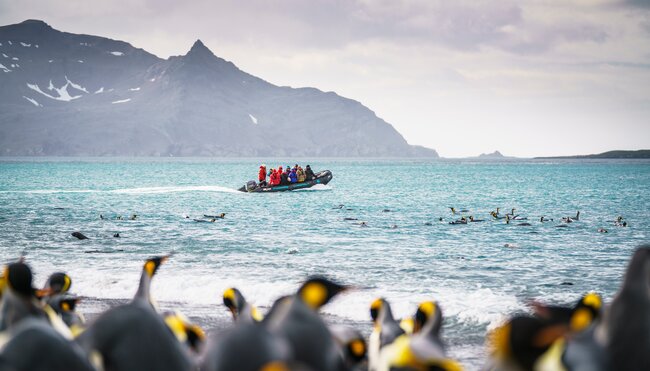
[
  {"x1": 164, "y1": 311, "x2": 206, "y2": 353},
  {"x1": 297, "y1": 276, "x2": 347, "y2": 310},
  {"x1": 223, "y1": 287, "x2": 246, "y2": 319},
  {"x1": 346, "y1": 337, "x2": 367, "y2": 363},
  {"x1": 489, "y1": 316, "x2": 568, "y2": 370},
  {"x1": 143, "y1": 255, "x2": 168, "y2": 278},
  {"x1": 45, "y1": 272, "x2": 72, "y2": 294},
  {"x1": 58, "y1": 296, "x2": 80, "y2": 312},
  {"x1": 569, "y1": 292, "x2": 602, "y2": 332},
  {"x1": 414, "y1": 300, "x2": 443, "y2": 335},
  {"x1": 6, "y1": 262, "x2": 35, "y2": 297},
  {"x1": 370, "y1": 298, "x2": 384, "y2": 323}
]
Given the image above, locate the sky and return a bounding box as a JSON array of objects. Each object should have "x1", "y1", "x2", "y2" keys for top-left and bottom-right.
[{"x1": 1, "y1": 0, "x2": 649, "y2": 157}]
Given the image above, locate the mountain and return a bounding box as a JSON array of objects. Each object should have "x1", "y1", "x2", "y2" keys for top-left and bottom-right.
[
  {"x1": 478, "y1": 150, "x2": 505, "y2": 159},
  {"x1": 535, "y1": 150, "x2": 650, "y2": 159},
  {"x1": 0, "y1": 20, "x2": 438, "y2": 157}
]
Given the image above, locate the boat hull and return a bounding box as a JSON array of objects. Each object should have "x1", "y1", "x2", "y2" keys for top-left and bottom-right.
[{"x1": 238, "y1": 170, "x2": 332, "y2": 193}]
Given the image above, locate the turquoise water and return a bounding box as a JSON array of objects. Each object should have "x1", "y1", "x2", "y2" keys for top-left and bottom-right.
[{"x1": 1, "y1": 158, "x2": 649, "y2": 368}]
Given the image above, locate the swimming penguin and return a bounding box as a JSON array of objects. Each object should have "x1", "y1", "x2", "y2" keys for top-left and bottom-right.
[
  {"x1": 129, "y1": 214, "x2": 137, "y2": 220},
  {"x1": 0, "y1": 318, "x2": 95, "y2": 371},
  {"x1": 71, "y1": 232, "x2": 88, "y2": 240},
  {"x1": 540, "y1": 216, "x2": 553, "y2": 222},
  {"x1": 76, "y1": 255, "x2": 193, "y2": 371},
  {"x1": 194, "y1": 218, "x2": 215, "y2": 223},
  {"x1": 163, "y1": 310, "x2": 206, "y2": 354},
  {"x1": 222, "y1": 287, "x2": 263, "y2": 323},
  {"x1": 562, "y1": 211, "x2": 580, "y2": 222},
  {"x1": 264, "y1": 276, "x2": 349, "y2": 371},
  {"x1": 449, "y1": 217, "x2": 467, "y2": 225},
  {"x1": 204, "y1": 213, "x2": 225, "y2": 219},
  {"x1": 329, "y1": 325, "x2": 367, "y2": 370},
  {"x1": 449, "y1": 207, "x2": 458, "y2": 215},
  {"x1": 491, "y1": 211, "x2": 506, "y2": 220},
  {"x1": 368, "y1": 298, "x2": 405, "y2": 371},
  {"x1": 598, "y1": 228, "x2": 608, "y2": 233},
  {"x1": 344, "y1": 217, "x2": 359, "y2": 221},
  {"x1": 377, "y1": 301, "x2": 461, "y2": 371},
  {"x1": 469, "y1": 216, "x2": 484, "y2": 222}
]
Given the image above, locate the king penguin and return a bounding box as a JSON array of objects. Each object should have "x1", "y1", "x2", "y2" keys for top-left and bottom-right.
[
  {"x1": 377, "y1": 301, "x2": 462, "y2": 371},
  {"x1": 368, "y1": 298, "x2": 404, "y2": 371},
  {"x1": 329, "y1": 325, "x2": 367, "y2": 370},
  {"x1": 601, "y1": 245, "x2": 650, "y2": 370},
  {"x1": 222, "y1": 287, "x2": 263, "y2": 323},
  {"x1": 201, "y1": 292, "x2": 292, "y2": 371},
  {"x1": 264, "y1": 276, "x2": 349, "y2": 371},
  {"x1": 0, "y1": 318, "x2": 95, "y2": 371},
  {"x1": 76, "y1": 255, "x2": 194, "y2": 371}
]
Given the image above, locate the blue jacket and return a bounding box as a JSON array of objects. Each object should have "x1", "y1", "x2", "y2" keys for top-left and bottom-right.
[{"x1": 289, "y1": 170, "x2": 298, "y2": 183}]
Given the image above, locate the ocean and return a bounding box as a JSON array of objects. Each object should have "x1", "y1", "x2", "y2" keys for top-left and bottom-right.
[{"x1": 1, "y1": 158, "x2": 649, "y2": 369}]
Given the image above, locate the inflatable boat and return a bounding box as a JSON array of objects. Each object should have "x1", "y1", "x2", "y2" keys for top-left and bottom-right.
[{"x1": 238, "y1": 170, "x2": 332, "y2": 193}]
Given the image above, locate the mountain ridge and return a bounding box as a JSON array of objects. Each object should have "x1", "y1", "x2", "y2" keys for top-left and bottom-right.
[{"x1": 0, "y1": 20, "x2": 438, "y2": 157}]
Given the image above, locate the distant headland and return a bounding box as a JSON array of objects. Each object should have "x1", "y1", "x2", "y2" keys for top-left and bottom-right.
[{"x1": 535, "y1": 150, "x2": 650, "y2": 160}]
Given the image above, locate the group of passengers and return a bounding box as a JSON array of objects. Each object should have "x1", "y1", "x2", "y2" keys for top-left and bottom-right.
[{"x1": 258, "y1": 164, "x2": 316, "y2": 187}]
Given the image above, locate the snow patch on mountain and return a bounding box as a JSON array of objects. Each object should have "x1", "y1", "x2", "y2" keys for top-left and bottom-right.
[
  {"x1": 95, "y1": 87, "x2": 104, "y2": 94},
  {"x1": 129, "y1": 87, "x2": 140, "y2": 91},
  {"x1": 27, "y1": 79, "x2": 84, "y2": 102},
  {"x1": 66, "y1": 76, "x2": 89, "y2": 93},
  {"x1": 112, "y1": 98, "x2": 131, "y2": 104},
  {"x1": 110, "y1": 51, "x2": 124, "y2": 56},
  {"x1": 248, "y1": 114, "x2": 258, "y2": 124},
  {"x1": 23, "y1": 96, "x2": 41, "y2": 107},
  {"x1": 0, "y1": 63, "x2": 10, "y2": 72},
  {"x1": 20, "y1": 42, "x2": 31, "y2": 47}
]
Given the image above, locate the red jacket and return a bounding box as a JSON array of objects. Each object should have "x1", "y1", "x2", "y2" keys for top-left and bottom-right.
[{"x1": 258, "y1": 167, "x2": 266, "y2": 182}]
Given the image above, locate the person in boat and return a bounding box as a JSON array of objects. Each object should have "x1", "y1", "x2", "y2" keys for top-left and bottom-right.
[
  {"x1": 289, "y1": 168, "x2": 298, "y2": 183},
  {"x1": 280, "y1": 167, "x2": 290, "y2": 185},
  {"x1": 267, "y1": 168, "x2": 277, "y2": 186},
  {"x1": 305, "y1": 165, "x2": 315, "y2": 181},
  {"x1": 258, "y1": 164, "x2": 267, "y2": 186},
  {"x1": 297, "y1": 166, "x2": 306, "y2": 182}
]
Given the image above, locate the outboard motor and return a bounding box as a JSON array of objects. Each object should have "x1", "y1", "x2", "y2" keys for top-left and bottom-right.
[{"x1": 245, "y1": 180, "x2": 258, "y2": 192}]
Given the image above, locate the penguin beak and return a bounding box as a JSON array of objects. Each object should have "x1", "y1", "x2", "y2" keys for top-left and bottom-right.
[{"x1": 35, "y1": 287, "x2": 55, "y2": 299}]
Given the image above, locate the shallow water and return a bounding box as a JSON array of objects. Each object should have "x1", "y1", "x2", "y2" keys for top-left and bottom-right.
[{"x1": 1, "y1": 158, "x2": 649, "y2": 368}]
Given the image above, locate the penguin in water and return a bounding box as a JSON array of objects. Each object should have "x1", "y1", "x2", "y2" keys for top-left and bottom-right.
[
  {"x1": 222, "y1": 287, "x2": 263, "y2": 324},
  {"x1": 540, "y1": 216, "x2": 553, "y2": 222},
  {"x1": 368, "y1": 298, "x2": 405, "y2": 371},
  {"x1": 562, "y1": 211, "x2": 580, "y2": 223},
  {"x1": 76, "y1": 255, "x2": 194, "y2": 371},
  {"x1": 264, "y1": 276, "x2": 349, "y2": 371},
  {"x1": 377, "y1": 301, "x2": 461, "y2": 371}
]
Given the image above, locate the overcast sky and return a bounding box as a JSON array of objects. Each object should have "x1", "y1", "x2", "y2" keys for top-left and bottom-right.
[{"x1": 2, "y1": 0, "x2": 649, "y2": 157}]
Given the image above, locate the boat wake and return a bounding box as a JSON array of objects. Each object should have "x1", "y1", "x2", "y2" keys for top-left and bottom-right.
[
  {"x1": 292, "y1": 184, "x2": 333, "y2": 192},
  {"x1": 0, "y1": 185, "x2": 241, "y2": 195}
]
